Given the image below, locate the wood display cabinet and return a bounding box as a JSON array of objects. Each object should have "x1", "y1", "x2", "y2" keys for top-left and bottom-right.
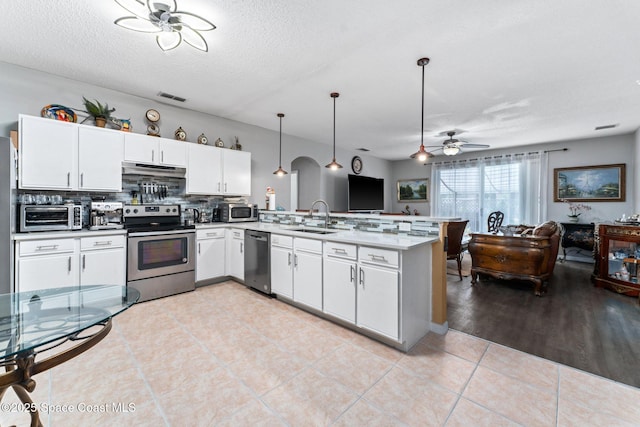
[{"x1": 593, "y1": 224, "x2": 640, "y2": 298}]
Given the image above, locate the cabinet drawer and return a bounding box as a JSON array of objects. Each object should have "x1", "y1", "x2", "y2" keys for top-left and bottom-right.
[
  {"x1": 324, "y1": 241, "x2": 357, "y2": 259},
  {"x1": 81, "y1": 235, "x2": 126, "y2": 251},
  {"x1": 230, "y1": 229, "x2": 244, "y2": 240},
  {"x1": 19, "y1": 238, "x2": 75, "y2": 256},
  {"x1": 359, "y1": 246, "x2": 399, "y2": 268},
  {"x1": 295, "y1": 237, "x2": 322, "y2": 254},
  {"x1": 271, "y1": 234, "x2": 293, "y2": 248},
  {"x1": 197, "y1": 229, "x2": 225, "y2": 239}
]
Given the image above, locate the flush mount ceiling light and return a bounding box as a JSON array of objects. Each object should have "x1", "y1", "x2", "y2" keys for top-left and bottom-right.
[
  {"x1": 273, "y1": 113, "x2": 288, "y2": 176},
  {"x1": 326, "y1": 92, "x2": 343, "y2": 170},
  {"x1": 114, "y1": 0, "x2": 216, "y2": 52},
  {"x1": 410, "y1": 57, "x2": 434, "y2": 162}
]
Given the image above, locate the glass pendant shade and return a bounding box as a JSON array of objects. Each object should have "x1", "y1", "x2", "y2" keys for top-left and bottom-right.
[
  {"x1": 326, "y1": 92, "x2": 343, "y2": 170},
  {"x1": 273, "y1": 113, "x2": 288, "y2": 176},
  {"x1": 443, "y1": 144, "x2": 460, "y2": 156}
]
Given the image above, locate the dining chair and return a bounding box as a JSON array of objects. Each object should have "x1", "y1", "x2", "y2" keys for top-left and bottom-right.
[
  {"x1": 487, "y1": 211, "x2": 504, "y2": 233},
  {"x1": 447, "y1": 220, "x2": 469, "y2": 280}
]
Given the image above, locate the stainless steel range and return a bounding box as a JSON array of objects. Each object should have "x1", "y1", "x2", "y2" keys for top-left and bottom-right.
[{"x1": 123, "y1": 204, "x2": 195, "y2": 302}]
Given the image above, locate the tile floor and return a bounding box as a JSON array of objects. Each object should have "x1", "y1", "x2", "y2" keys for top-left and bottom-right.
[{"x1": 2, "y1": 280, "x2": 640, "y2": 426}]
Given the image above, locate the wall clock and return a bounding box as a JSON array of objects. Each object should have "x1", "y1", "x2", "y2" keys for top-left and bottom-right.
[
  {"x1": 351, "y1": 156, "x2": 363, "y2": 174},
  {"x1": 145, "y1": 109, "x2": 160, "y2": 123}
]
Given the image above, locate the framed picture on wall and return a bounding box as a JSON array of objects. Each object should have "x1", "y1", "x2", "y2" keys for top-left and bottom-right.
[
  {"x1": 397, "y1": 178, "x2": 429, "y2": 202},
  {"x1": 554, "y1": 163, "x2": 625, "y2": 202}
]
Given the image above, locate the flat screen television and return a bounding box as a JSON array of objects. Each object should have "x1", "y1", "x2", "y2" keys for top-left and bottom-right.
[{"x1": 348, "y1": 174, "x2": 384, "y2": 212}]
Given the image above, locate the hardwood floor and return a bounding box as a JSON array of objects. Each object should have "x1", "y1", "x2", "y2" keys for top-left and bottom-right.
[{"x1": 447, "y1": 258, "x2": 640, "y2": 388}]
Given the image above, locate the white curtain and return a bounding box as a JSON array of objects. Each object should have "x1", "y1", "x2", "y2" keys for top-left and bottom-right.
[{"x1": 431, "y1": 151, "x2": 544, "y2": 232}]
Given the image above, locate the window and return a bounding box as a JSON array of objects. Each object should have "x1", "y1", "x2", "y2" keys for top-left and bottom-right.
[{"x1": 431, "y1": 152, "x2": 543, "y2": 232}]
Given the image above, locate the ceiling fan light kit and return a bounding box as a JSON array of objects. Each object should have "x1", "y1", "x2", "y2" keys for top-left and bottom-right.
[
  {"x1": 410, "y1": 57, "x2": 433, "y2": 162},
  {"x1": 273, "y1": 113, "x2": 288, "y2": 176},
  {"x1": 325, "y1": 92, "x2": 343, "y2": 170},
  {"x1": 114, "y1": 0, "x2": 216, "y2": 52}
]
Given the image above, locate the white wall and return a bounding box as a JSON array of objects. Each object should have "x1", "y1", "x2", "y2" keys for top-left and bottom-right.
[
  {"x1": 0, "y1": 61, "x2": 393, "y2": 211},
  {"x1": 392, "y1": 133, "x2": 636, "y2": 223}
]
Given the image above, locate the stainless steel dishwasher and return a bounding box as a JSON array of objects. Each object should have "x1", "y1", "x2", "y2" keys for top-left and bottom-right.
[{"x1": 244, "y1": 230, "x2": 271, "y2": 294}]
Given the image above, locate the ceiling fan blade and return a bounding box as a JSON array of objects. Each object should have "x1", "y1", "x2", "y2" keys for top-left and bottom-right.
[{"x1": 460, "y1": 143, "x2": 490, "y2": 148}]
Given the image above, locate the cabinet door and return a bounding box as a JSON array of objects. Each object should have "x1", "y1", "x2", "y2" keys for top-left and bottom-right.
[
  {"x1": 17, "y1": 253, "x2": 78, "y2": 292},
  {"x1": 196, "y1": 238, "x2": 226, "y2": 281},
  {"x1": 19, "y1": 115, "x2": 77, "y2": 190},
  {"x1": 323, "y1": 257, "x2": 356, "y2": 323},
  {"x1": 81, "y1": 247, "x2": 126, "y2": 286},
  {"x1": 271, "y1": 245, "x2": 293, "y2": 298},
  {"x1": 223, "y1": 150, "x2": 251, "y2": 196},
  {"x1": 293, "y1": 251, "x2": 322, "y2": 310},
  {"x1": 357, "y1": 264, "x2": 399, "y2": 339},
  {"x1": 124, "y1": 132, "x2": 157, "y2": 164},
  {"x1": 186, "y1": 144, "x2": 222, "y2": 195},
  {"x1": 78, "y1": 127, "x2": 124, "y2": 192},
  {"x1": 158, "y1": 138, "x2": 187, "y2": 167},
  {"x1": 228, "y1": 234, "x2": 245, "y2": 280}
]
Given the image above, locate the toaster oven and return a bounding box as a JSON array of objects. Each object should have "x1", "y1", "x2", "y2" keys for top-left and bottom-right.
[
  {"x1": 218, "y1": 203, "x2": 259, "y2": 222},
  {"x1": 19, "y1": 204, "x2": 83, "y2": 232}
]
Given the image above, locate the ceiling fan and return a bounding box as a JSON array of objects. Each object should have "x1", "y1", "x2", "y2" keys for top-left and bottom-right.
[{"x1": 427, "y1": 131, "x2": 490, "y2": 156}]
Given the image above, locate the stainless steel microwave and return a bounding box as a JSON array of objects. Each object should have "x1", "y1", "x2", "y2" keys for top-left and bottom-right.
[
  {"x1": 218, "y1": 203, "x2": 258, "y2": 222},
  {"x1": 19, "y1": 204, "x2": 83, "y2": 232}
]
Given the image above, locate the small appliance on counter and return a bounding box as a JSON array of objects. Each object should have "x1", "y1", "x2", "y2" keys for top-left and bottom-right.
[
  {"x1": 89, "y1": 201, "x2": 124, "y2": 230},
  {"x1": 218, "y1": 202, "x2": 259, "y2": 223},
  {"x1": 19, "y1": 203, "x2": 83, "y2": 232}
]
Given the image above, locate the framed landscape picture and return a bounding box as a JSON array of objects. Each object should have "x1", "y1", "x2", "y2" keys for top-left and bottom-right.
[
  {"x1": 554, "y1": 163, "x2": 625, "y2": 202},
  {"x1": 397, "y1": 178, "x2": 429, "y2": 202}
]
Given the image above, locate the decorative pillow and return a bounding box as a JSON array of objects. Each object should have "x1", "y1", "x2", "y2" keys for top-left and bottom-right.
[{"x1": 532, "y1": 221, "x2": 559, "y2": 237}]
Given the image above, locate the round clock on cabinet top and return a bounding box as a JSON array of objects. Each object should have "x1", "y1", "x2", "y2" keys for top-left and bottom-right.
[
  {"x1": 145, "y1": 109, "x2": 160, "y2": 123},
  {"x1": 351, "y1": 156, "x2": 363, "y2": 174},
  {"x1": 197, "y1": 133, "x2": 208, "y2": 145},
  {"x1": 146, "y1": 123, "x2": 160, "y2": 137},
  {"x1": 174, "y1": 126, "x2": 187, "y2": 141}
]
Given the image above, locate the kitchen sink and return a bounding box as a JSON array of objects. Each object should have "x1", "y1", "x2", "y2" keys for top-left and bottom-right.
[{"x1": 290, "y1": 228, "x2": 336, "y2": 234}]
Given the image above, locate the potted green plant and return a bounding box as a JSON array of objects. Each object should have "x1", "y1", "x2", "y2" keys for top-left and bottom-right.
[{"x1": 82, "y1": 97, "x2": 115, "y2": 127}]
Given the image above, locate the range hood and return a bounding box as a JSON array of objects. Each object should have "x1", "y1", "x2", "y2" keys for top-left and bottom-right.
[{"x1": 122, "y1": 162, "x2": 186, "y2": 178}]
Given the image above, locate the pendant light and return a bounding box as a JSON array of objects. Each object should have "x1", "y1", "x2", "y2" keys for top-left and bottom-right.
[
  {"x1": 273, "y1": 113, "x2": 288, "y2": 176},
  {"x1": 325, "y1": 92, "x2": 343, "y2": 170},
  {"x1": 410, "y1": 57, "x2": 434, "y2": 162}
]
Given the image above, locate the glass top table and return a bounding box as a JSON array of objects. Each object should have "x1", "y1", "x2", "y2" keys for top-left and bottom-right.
[{"x1": 0, "y1": 285, "x2": 139, "y2": 426}]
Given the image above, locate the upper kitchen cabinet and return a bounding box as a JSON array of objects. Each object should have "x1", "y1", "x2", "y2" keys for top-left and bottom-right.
[
  {"x1": 124, "y1": 133, "x2": 186, "y2": 167},
  {"x1": 19, "y1": 115, "x2": 123, "y2": 192},
  {"x1": 78, "y1": 127, "x2": 124, "y2": 191},
  {"x1": 186, "y1": 144, "x2": 251, "y2": 196}
]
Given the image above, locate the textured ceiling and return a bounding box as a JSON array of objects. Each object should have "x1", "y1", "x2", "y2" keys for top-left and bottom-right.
[{"x1": 2, "y1": 0, "x2": 640, "y2": 159}]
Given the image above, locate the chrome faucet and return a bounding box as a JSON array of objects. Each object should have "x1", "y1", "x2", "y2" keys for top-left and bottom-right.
[{"x1": 309, "y1": 199, "x2": 331, "y2": 229}]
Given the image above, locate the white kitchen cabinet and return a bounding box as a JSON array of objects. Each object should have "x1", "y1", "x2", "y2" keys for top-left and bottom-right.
[
  {"x1": 271, "y1": 234, "x2": 293, "y2": 298},
  {"x1": 292, "y1": 238, "x2": 323, "y2": 310},
  {"x1": 323, "y1": 242, "x2": 357, "y2": 323},
  {"x1": 80, "y1": 235, "x2": 126, "y2": 286},
  {"x1": 357, "y1": 247, "x2": 399, "y2": 340},
  {"x1": 226, "y1": 228, "x2": 244, "y2": 280},
  {"x1": 19, "y1": 115, "x2": 124, "y2": 192},
  {"x1": 196, "y1": 228, "x2": 226, "y2": 282},
  {"x1": 222, "y1": 149, "x2": 251, "y2": 196},
  {"x1": 124, "y1": 133, "x2": 187, "y2": 167},
  {"x1": 19, "y1": 115, "x2": 78, "y2": 190},
  {"x1": 15, "y1": 233, "x2": 127, "y2": 293},
  {"x1": 186, "y1": 143, "x2": 222, "y2": 195},
  {"x1": 78, "y1": 126, "x2": 124, "y2": 191}
]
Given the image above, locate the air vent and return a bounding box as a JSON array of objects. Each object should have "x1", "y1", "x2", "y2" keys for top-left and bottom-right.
[
  {"x1": 595, "y1": 124, "x2": 618, "y2": 130},
  {"x1": 157, "y1": 92, "x2": 187, "y2": 103},
  {"x1": 356, "y1": 148, "x2": 370, "y2": 152}
]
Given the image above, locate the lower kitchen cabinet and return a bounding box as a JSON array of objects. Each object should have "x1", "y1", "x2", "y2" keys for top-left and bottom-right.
[
  {"x1": 357, "y1": 263, "x2": 399, "y2": 339},
  {"x1": 15, "y1": 233, "x2": 126, "y2": 293},
  {"x1": 323, "y1": 242, "x2": 357, "y2": 323},
  {"x1": 271, "y1": 235, "x2": 293, "y2": 298},
  {"x1": 196, "y1": 228, "x2": 226, "y2": 282},
  {"x1": 226, "y1": 228, "x2": 244, "y2": 280}
]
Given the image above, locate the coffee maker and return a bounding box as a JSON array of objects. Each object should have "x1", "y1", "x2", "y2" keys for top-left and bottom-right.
[{"x1": 89, "y1": 202, "x2": 124, "y2": 230}]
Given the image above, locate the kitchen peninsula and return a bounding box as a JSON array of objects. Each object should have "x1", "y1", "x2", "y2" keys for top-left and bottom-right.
[{"x1": 197, "y1": 211, "x2": 451, "y2": 351}]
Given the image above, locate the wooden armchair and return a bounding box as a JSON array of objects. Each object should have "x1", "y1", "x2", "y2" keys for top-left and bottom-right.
[
  {"x1": 446, "y1": 220, "x2": 469, "y2": 280},
  {"x1": 468, "y1": 221, "x2": 562, "y2": 296}
]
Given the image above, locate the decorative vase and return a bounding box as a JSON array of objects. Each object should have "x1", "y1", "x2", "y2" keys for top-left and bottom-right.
[
  {"x1": 95, "y1": 117, "x2": 107, "y2": 128},
  {"x1": 568, "y1": 215, "x2": 580, "y2": 223}
]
